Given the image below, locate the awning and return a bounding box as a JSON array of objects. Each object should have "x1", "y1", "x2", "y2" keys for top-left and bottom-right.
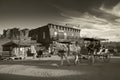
[
  {"x1": 82, "y1": 37, "x2": 108, "y2": 41},
  {"x1": 2, "y1": 40, "x2": 41, "y2": 47}
]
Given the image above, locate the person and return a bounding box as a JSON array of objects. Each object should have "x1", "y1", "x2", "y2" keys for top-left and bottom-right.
[
  {"x1": 71, "y1": 42, "x2": 81, "y2": 65},
  {"x1": 79, "y1": 43, "x2": 88, "y2": 60},
  {"x1": 87, "y1": 41, "x2": 95, "y2": 64},
  {"x1": 48, "y1": 45, "x2": 53, "y2": 56},
  {"x1": 80, "y1": 43, "x2": 88, "y2": 55},
  {"x1": 30, "y1": 45, "x2": 37, "y2": 59},
  {"x1": 27, "y1": 48, "x2": 31, "y2": 56},
  {"x1": 87, "y1": 41, "x2": 94, "y2": 55},
  {"x1": 37, "y1": 47, "x2": 43, "y2": 58},
  {"x1": 67, "y1": 44, "x2": 70, "y2": 56},
  {"x1": 93, "y1": 41, "x2": 101, "y2": 55},
  {"x1": 55, "y1": 42, "x2": 70, "y2": 66},
  {"x1": 97, "y1": 45, "x2": 107, "y2": 55},
  {"x1": 101, "y1": 45, "x2": 107, "y2": 54},
  {"x1": 19, "y1": 47, "x2": 24, "y2": 59}
]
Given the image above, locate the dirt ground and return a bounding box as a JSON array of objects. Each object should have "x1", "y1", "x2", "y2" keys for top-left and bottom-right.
[{"x1": 0, "y1": 56, "x2": 120, "y2": 80}]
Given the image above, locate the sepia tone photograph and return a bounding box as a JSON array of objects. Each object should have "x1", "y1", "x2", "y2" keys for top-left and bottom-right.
[{"x1": 0, "y1": 0, "x2": 120, "y2": 80}]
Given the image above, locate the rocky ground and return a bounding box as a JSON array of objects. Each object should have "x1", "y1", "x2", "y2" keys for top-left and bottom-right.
[{"x1": 0, "y1": 56, "x2": 120, "y2": 80}]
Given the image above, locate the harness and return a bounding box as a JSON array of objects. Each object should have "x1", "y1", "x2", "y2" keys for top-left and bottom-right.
[{"x1": 53, "y1": 42, "x2": 68, "y2": 56}]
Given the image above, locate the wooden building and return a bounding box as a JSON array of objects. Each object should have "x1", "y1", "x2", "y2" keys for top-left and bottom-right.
[
  {"x1": 29, "y1": 23, "x2": 81, "y2": 48},
  {"x1": 2, "y1": 40, "x2": 40, "y2": 58}
]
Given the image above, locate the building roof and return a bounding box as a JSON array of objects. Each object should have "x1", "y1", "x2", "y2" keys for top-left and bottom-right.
[
  {"x1": 82, "y1": 37, "x2": 108, "y2": 41},
  {"x1": 47, "y1": 23, "x2": 81, "y2": 30},
  {"x1": 29, "y1": 23, "x2": 81, "y2": 35}
]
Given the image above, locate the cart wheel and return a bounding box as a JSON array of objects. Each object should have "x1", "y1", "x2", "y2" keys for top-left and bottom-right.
[
  {"x1": 103, "y1": 54, "x2": 110, "y2": 63},
  {"x1": 88, "y1": 55, "x2": 95, "y2": 65}
]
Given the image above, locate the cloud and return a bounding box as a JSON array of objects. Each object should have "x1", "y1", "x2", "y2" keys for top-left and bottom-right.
[
  {"x1": 115, "y1": 18, "x2": 120, "y2": 22},
  {"x1": 59, "y1": 4, "x2": 120, "y2": 41},
  {"x1": 60, "y1": 12, "x2": 112, "y2": 30},
  {"x1": 100, "y1": 2, "x2": 120, "y2": 17},
  {"x1": 80, "y1": 29, "x2": 120, "y2": 42},
  {"x1": 0, "y1": 0, "x2": 120, "y2": 41}
]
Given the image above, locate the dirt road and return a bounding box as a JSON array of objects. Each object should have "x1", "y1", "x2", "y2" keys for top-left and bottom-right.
[{"x1": 0, "y1": 56, "x2": 120, "y2": 80}]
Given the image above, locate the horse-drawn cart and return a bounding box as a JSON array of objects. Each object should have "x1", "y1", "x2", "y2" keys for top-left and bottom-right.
[{"x1": 79, "y1": 37, "x2": 110, "y2": 64}]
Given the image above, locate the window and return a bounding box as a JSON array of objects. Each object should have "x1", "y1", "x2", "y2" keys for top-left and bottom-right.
[
  {"x1": 50, "y1": 25, "x2": 54, "y2": 29},
  {"x1": 73, "y1": 29, "x2": 75, "y2": 32},
  {"x1": 63, "y1": 27, "x2": 65, "y2": 30},
  {"x1": 67, "y1": 28, "x2": 69, "y2": 31},
  {"x1": 68, "y1": 28, "x2": 71, "y2": 31},
  {"x1": 54, "y1": 25, "x2": 56, "y2": 29},
  {"x1": 56, "y1": 26, "x2": 58, "y2": 29},
  {"x1": 43, "y1": 32, "x2": 45, "y2": 39},
  {"x1": 72, "y1": 29, "x2": 74, "y2": 32},
  {"x1": 77, "y1": 30, "x2": 78, "y2": 32},
  {"x1": 65, "y1": 27, "x2": 67, "y2": 31},
  {"x1": 68, "y1": 28, "x2": 70, "y2": 31},
  {"x1": 62, "y1": 27, "x2": 64, "y2": 30},
  {"x1": 59, "y1": 26, "x2": 62, "y2": 30},
  {"x1": 75, "y1": 29, "x2": 77, "y2": 32}
]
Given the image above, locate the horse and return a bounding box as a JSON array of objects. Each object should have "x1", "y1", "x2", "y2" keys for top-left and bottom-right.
[{"x1": 53, "y1": 41, "x2": 70, "y2": 66}]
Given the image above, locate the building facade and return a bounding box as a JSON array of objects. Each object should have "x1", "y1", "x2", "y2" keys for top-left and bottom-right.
[
  {"x1": 2, "y1": 28, "x2": 30, "y2": 40},
  {"x1": 29, "y1": 23, "x2": 81, "y2": 47}
]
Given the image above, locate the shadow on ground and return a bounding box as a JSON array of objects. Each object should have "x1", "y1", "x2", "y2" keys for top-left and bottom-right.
[
  {"x1": 0, "y1": 57, "x2": 120, "y2": 80},
  {"x1": 0, "y1": 57, "x2": 120, "y2": 70}
]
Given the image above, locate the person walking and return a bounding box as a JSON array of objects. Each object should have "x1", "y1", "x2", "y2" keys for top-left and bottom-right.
[
  {"x1": 71, "y1": 42, "x2": 81, "y2": 65},
  {"x1": 30, "y1": 45, "x2": 37, "y2": 59},
  {"x1": 87, "y1": 41, "x2": 95, "y2": 64}
]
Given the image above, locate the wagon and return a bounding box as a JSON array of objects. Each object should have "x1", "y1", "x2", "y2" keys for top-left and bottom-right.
[{"x1": 79, "y1": 37, "x2": 110, "y2": 64}]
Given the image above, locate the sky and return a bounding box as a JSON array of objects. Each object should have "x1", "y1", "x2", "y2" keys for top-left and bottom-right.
[{"x1": 0, "y1": 0, "x2": 120, "y2": 41}]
